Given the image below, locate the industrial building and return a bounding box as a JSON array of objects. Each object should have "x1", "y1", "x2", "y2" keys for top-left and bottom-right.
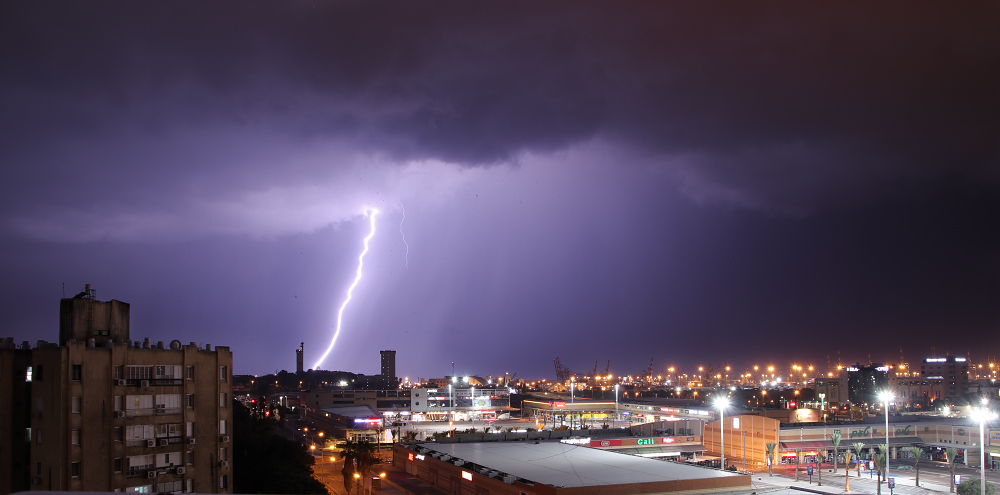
[{"x1": 0, "y1": 285, "x2": 233, "y2": 494}]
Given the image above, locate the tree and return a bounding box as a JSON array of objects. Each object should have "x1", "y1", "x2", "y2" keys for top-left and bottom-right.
[
  {"x1": 765, "y1": 442, "x2": 777, "y2": 477},
  {"x1": 794, "y1": 448, "x2": 802, "y2": 482},
  {"x1": 843, "y1": 451, "x2": 852, "y2": 492},
  {"x1": 853, "y1": 442, "x2": 866, "y2": 478},
  {"x1": 831, "y1": 432, "x2": 842, "y2": 478},
  {"x1": 816, "y1": 452, "x2": 825, "y2": 486},
  {"x1": 232, "y1": 400, "x2": 329, "y2": 495},
  {"x1": 946, "y1": 447, "x2": 958, "y2": 493},
  {"x1": 908, "y1": 446, "x2": 923, "y2": 487},
  {"x1": 958, "y1": 478, "x2": 996, "y2": 495},
  {"x1": 875, "y1": 452, "x2": 886, "y2": 495}
]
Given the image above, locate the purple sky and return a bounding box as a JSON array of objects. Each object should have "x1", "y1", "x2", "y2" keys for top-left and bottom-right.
[{"x1": 2, "y1": 2, "x2": 999, "y2": 379}]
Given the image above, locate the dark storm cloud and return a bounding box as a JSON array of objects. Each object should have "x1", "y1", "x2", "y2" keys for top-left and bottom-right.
[{"x1": 3, "y1": 2, "x2": 998, "y2": 215}]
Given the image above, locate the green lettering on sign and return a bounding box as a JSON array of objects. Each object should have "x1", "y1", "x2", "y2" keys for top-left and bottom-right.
[
  {"x1": 894, "y1": 425, "x2": 912, "y2": 436},
  {"x1": 637, "y1": 438, "x2": 654, "y2": 445},
  {"x1": 849, "y1": 427, "x2": 871, "y2": 439}
]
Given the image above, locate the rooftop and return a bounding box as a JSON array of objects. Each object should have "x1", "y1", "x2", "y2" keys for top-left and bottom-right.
[{"x1": 415, "y1": 441, "x2": 739, "y2": 488}]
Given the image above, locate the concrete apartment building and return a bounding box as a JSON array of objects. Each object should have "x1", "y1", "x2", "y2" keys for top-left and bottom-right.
[{"x1": 0, "y1": 285, "x2": 232, "y2": 494}]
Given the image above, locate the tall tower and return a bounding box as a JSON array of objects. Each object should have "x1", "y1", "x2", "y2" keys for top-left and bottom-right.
[
  {"x1": 380, "y1": 350, "x2": 396, "y2": 384},
  {"x1": 295, "y1": 343, "x2": 304, "y2": 375}
]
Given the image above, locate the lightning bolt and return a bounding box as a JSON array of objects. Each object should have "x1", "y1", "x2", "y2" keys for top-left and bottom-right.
[
  {"x1": 313, "y1": 209, "x2": 378, "y2": 370},
  {"x1": 399, "y1": 201, "x2": 409, "y2": 269}
]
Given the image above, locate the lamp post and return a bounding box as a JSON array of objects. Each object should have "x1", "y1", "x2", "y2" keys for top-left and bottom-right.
[
  {"x1": 614, "y1": 383, "x2": 619, "y2": 427},
  {"x1": 471, "y1": 386, "x2": 475, "y2": 430},
  {"x1": 448, "y1": 384, "x2": 453, "y2": 422},
  {"x1": 974, "y1": 398, "x2": 997, "y2": 495},
  {"x1": 716, "y1": 397, "x2": 729, "y2": 470},
  {"x1": 878, "y1": 391, "x2": 893, "y2": 484}
]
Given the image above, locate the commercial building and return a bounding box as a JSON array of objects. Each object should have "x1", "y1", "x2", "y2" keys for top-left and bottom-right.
[
  {"x1": 410, "y1": 387, "x2": 513, "y2": 421},
  {"x1": 920, "y1": 356, "x2": 969, "y2": 399},
  {"x1": 0, "y1": 285, "x2": 233, "y2": 494},
  {"x1": 393, "y1": 441, "x2": 749, "y2": 494},
  {"x1": 846, "y1": 363, "x2": 890, "y2": 405}
]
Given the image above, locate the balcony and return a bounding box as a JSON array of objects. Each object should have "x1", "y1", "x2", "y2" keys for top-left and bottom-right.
[{"x1": 125, "y1": 407, "x2": 183, "y2": 417}]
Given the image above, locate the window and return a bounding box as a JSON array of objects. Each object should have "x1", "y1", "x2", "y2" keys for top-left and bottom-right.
[
  {"x1": 220, "y1": 393, "x2": 227, "y2": 408},
  {"x1": 71, "y1": 397, "x2": 81, "y2": 414},
  {"x1": 220, "y1": 366, "x2": 227, "y2": 381},
  {"x1": 220, "y1": 447, "x2": 227, "y2": 461},
  {"x1": 36, "y1": 461, "x2": 41, "y2": 476},
  {"x1": 114, "y1": 427, "x2": 123, "y2": 442},
  {"x1": 187, "y1": 479, "x2": 193, "y2": 493},
  {"x1": 219, "y1": 420, "x2": 227, "y2": 435},
  {"x1": 126, "y1": 454, "x2": 154, "y2": 475},
  {"x1": 71, "y1": 461, "x2": 81, "y2": 478},
  {"x1": 71, "y1": 429, "x2": 80, "y2": 445},
  {"x1": 154, "y1": 394, "x2": 181, "y2": 413},
  {"x1": 186, "y1": 422, "x2": 193, "y2": 437},
  {"x1": 220, "y1": 475, "x2": 227, "y2": 489},
  {"x1": 186, "y1": 394, "x2": 194, "y2": 408},
  {"x1": 114, "y1": 457, "x2": 123, "y2": 473},
  {"x1": 36, "y1": 428, "x2": 42, "y2": 444},
  {"x1": 72, "y1": 364, "x2": 82, "y2": 381},
  {"x1": 114, "y1": 365, "x2": 123, "y2": 379},
  {"x1": 115, "y1": 395, "x2": 123, "y2": 412},
  {"x1": 126, "y1": 366, "x2": 153, "y2": 380},
  {"x1": 126, "y1": 485, "x2": 150, "y2": 493},
  {"x1": 186, "y1": 451, "x2": 194, "y2": 466},
  {"x1": 26, "y1": 366, "x2": 32, "y2": 382},
  {"x1": 36, "y1": 365, "x2": 43, "y2": 381},
  {"x1": 186, "y1": 366, "x2": 194, "y2": 380}
]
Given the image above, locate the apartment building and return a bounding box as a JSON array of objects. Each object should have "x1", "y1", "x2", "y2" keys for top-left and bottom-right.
[{"x1": 0, "y1": 285, "x2": 232, "y2": 494}]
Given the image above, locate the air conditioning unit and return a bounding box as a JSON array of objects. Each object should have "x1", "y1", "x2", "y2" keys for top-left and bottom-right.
[
  {"x1": 146, "y1": 439, "x2": 156, "y2": 447},
  {"x1": 502, "y1": 475, "x2": 516, "y2": 484},
  {"x1": 188, "y1": 438, "x2": 197, "y2": 445},
  {"x1": 176, "y1": 467, "x2": 186, "y2": 475},
  {"x1": 30, "y1": 477, "x2": 42, "y2": 486},
  {"x1": 116, "y1": 379, "x2": 127, "y2": 386},
  {"x1": 453, "y1": 460, "x2": 464, "y2": 466},
  {"x1": 114, "y1": 411, "x2": 125, "y2": 418},
  {"x1": 155, "y1": 407, "x2": 165, "y2": 414},
  {"x1": 221, "y1": 435, "x2": 230, "y2": 443},
  {"x1": 147, "y1": 470, "x2": 158, "y2": 479},
  {"x1": 141, "y1": 380, "x2": 150, "y2": 388},
  {"x1": 159, "y1": 439, "x2": 169, "y2": 446},
  {"x1": 219, "y1": 460, "x2": 229, "y2": 468}
]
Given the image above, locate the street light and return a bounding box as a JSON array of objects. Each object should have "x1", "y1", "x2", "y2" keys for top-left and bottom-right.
[
  {"x1": 614, "y1": 383, "x2": 619, "y2": 427},
  {"x1": 878, "y1": 390, "x2": 893, "y2": 482},
  {"x1": 972, "y1": 398, "x2": 998, "y2": 495},
  {"x1": 715, "y1": 396, "x2": 729, "y2": 470}
]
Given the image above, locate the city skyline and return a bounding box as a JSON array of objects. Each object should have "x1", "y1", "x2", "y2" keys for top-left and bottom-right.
[{"x1": 1, "y1": 3, "x2": 998, "y2": 378}]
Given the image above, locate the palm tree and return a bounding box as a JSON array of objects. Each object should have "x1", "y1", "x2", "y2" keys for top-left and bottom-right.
[
  {"x1": 341, "y1": 439, "x2": 377, "y2": 493},
  {"x1": 843, "y1": 451, "x2": 852, "y2": 492},
  {"x1": 874, "y1": 452, "x2": 886, "y2": 495},
  {"x1": 831, "y1": 432, "x2": 842, "y2": 477},
  {"x1": 877, "y1": 444, "x2": 888, "y2": 489},
  {"x1": 946, "y1": 447, "x2": 958, "y2": 493},
  {"x1": 765, "y1": 442, "x2": 777, "y2": 477},
  {"x1": 853, "y1": 442, "x2": 866, "y2": 477},
  {"x1": 908, "y1": 446, "x2": 922, "y2": 487},
  {"x1": 794, "y1": 448, "x2": 802, "y2": 482},
  {"x1": 816, "y1": 452, "x2": 825, "y2": 486}
]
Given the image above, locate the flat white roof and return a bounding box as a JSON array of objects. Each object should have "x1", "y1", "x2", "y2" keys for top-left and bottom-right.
[{"x1": 417, "y1": 442, "x2": 740, "y2": 488}]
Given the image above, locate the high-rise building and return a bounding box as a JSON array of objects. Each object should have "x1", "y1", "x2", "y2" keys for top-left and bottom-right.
[
  {"x1": 846, "y1": 363, "x2": 889, "y2": 405},
  {"x1": 0, "y1": 285, "x2": 233, "y2": 494},
  {"x1": 380, "y1": 350, "x2": 396, "y2": 384},
  {"x1": 920, "y1": 356, "x2": 969, "y2": 399}
]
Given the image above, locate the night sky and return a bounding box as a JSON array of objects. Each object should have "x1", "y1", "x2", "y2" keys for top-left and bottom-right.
[{"x1": 2, "y1": 2, "x2": 998, "y2": 379}]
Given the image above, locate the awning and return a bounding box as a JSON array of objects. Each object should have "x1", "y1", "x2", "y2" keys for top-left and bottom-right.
[{"x1": 986, "y1": 446, "x2": 1000, "y2": 456}]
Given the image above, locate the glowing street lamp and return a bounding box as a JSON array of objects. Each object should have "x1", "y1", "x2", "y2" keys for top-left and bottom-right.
[
  {"x1": 972, "y1": 398, "x2": 998, "y2": 495},
  {"x1": 878, "y1": 391, "x2": 893, "y2": 481},
  {"x1": 715, "y1": 396, "x2": 730, "y2": 470}
]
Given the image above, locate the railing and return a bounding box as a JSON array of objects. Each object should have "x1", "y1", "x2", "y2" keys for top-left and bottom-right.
[
  {"x1": 125, "y1": 436, "x2": 184, "y2": 447},
  {"x1": 125, "y1": 378, "x2": 184, "y2": 386},
  {"x1": 125, "y1": 407, "x2": 183, "y2": 417}
]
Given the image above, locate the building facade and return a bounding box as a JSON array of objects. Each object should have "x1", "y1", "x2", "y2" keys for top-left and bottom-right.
[{"x1": 1, "y1": 286, "x2": 233, "y2": 494}]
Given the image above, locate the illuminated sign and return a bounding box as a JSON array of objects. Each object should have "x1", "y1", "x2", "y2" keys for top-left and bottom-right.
[
  {"x1": 553, "y1": 402, "x2": 566, "y2": 408},
  {"x1": 895, "y1": 425, "x2": 913, "y2": 436},
  {"x1": 461, "y1": 471, "x2": 473, "y2": 481},
  {"x1": 926, "y1": 358, "x2": 947, "y2": 363},
  {"x1": 847, "y1": 367, "x2": 859, "y2": 372},
  {"x1": 591, "y1": 439, "x2": 622, "y2": 447},
  {"x1": 990, "y1": 431, "x2": 1000, "y2": 445},
  {"x1": 662, "y1": 437, "x2": 676, "y2": 444},
  {"x1": 955, "y1": 358, "x2": 967, "y2": 362},
  {"x1": 732, "y1": 418, "x2": 740, "y2": 429},
  {"x1": 637, "y1": 438, "x2": 655, "y2": 445},
  {"x1": 560, "y1": 437, "x2": 591, "y2": 445},
  {"x1": 876, "y1": 366, "x2": 889, "y2": 372},
  {"x1": 408, "y1": 453, "x2": 414, "y2": 461},
  {"x1": 850, "y1": 427, "x2": 871, "y2": 439},
  {"x1": 415, "y1": 454, "x2": 425, "y2": 460}
]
